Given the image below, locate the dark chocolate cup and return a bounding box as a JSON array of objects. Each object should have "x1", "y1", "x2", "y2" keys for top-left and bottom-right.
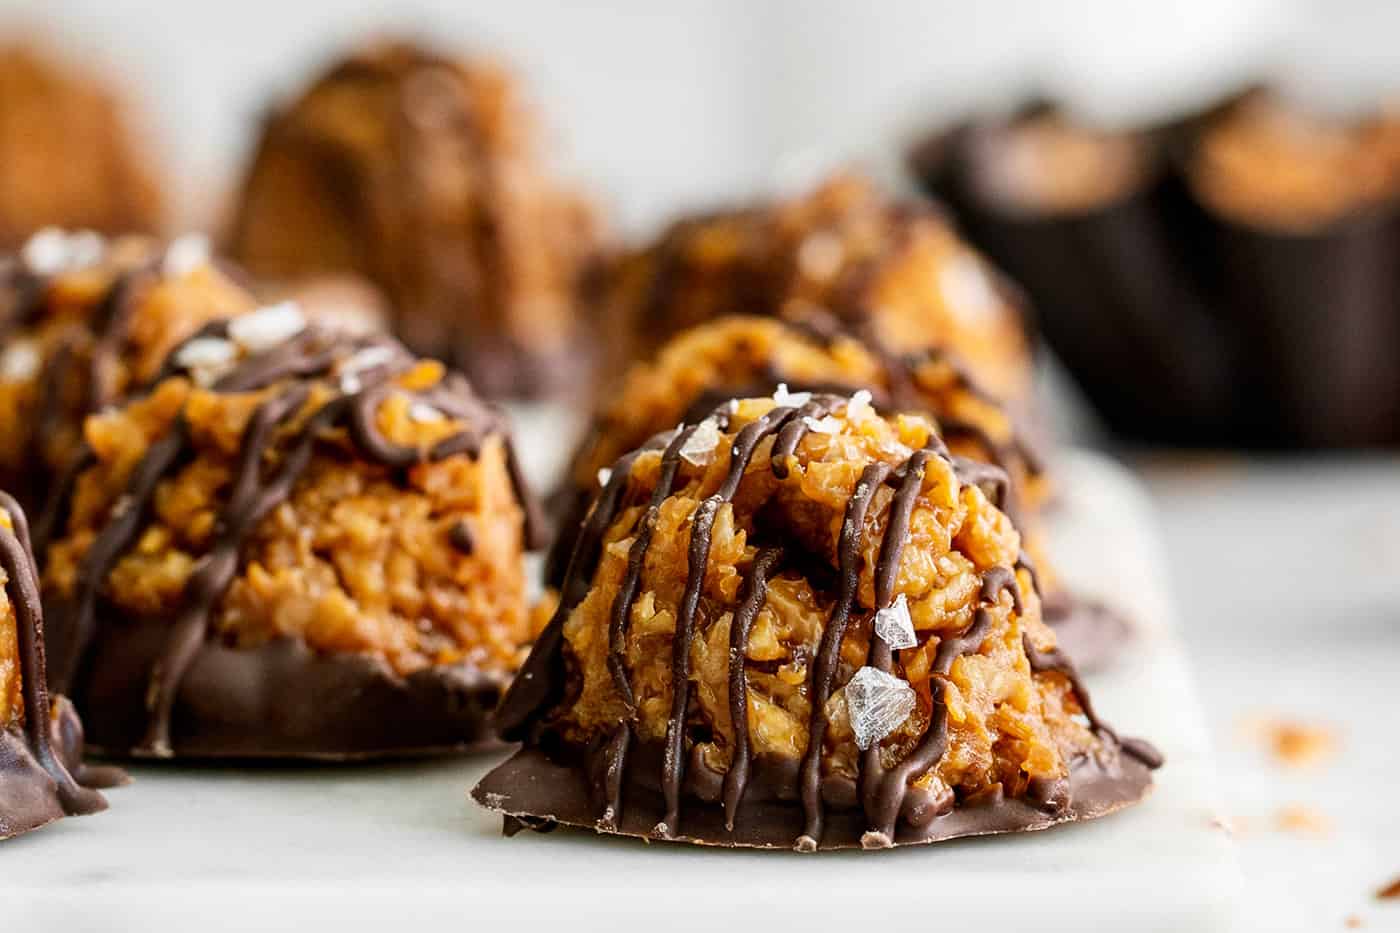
[
  {"x1": 914, "y1": 126, "x2": 1237, "y2": 446},
  {"x1": 58, "y1": 610, "x2": 505, "y2": 761},
  {"x1": 1193, "y1": 202, "x2": 1400, "y2": 446},
  {"x1": 473, "y1": 739, "x2": 1154, "y2": 851}
]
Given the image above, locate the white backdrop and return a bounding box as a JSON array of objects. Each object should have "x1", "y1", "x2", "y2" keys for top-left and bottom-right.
[{"x1": 4, "y1": 0, "x2": 1398, "y2": 233}]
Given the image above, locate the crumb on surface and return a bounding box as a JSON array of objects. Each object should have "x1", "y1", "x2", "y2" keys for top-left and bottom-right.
[{"x1": 1275, "y1": 804, "x2": 1333, "y2": 837}]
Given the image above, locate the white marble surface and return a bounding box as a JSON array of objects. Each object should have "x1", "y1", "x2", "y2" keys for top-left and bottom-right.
[
  {"x1": 1, "y1": 451, "x2": 1238, "y2": 932},
  {"x1": 1138, "y1": 454, "x2": 1400, "y2": 932}
]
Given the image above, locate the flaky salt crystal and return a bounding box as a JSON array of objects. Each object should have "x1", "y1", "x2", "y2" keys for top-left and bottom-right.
[
  {"x1": 21, "y1": 228, "x2": 72, "y2": 276},
  {"x1": 337, "y1": 344, "x2": 397, "y2": 394},
  {"x1": 873, "y1": 594, "x2": 916, "y2": 650},
  {"x1": 66, "y1": 231, "x2": 105, "y2": 269},
  {"x1": 846, "y1": 389, "x2": 873, "y2": 421},
  {"x1": 174, "y1": 337, "x2": 238, "y2": 386},
  {"x1": 797, "y1": 232, "x2": 844, "y2": 282},
  {"x1": 939, "y1": 253, "x2": 1001, "y2": 324},
  {"x1": 679, "y1": 417, "x2": 721, "y2": 466},
  {"x1": 0, "y1": 339, "x2": 41, "y2": 382},
  {"x1": 772, "y1": 383, "x2": 812, "y2": 408},
  {"x1": 229, "y1": 301, "x2": 306, "y2": 354},
  {"x1": 163, "y1": 233, "x2": 212, "y2": 278},
  {"x1": 408, "y1": 402, "x2": 444, "y2": 423},
  {"x1": 803, "y1": 415, "x2": 841, "y2": 435},
  {"x1": 597, "y1": 467, "x2": 612, "y2": 487},
  {"x1": 844, "y1": 666, "x2": 916, "y2": 750}
]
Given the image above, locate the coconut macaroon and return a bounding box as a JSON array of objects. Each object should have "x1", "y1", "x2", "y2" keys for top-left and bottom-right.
[
  {"x1": 41, "y1": 313, "x2": 542, "y2": 759},
  {"x1": 476, "y1": 393, "x2": 1159, "y2": 850},
  {"x1": 227, "y1": 37, "x2": 600, "y2": 399},
  {"x1": 0, "y1": 42, "x2": 163, "y2": 248},
  {"x1": 0, "y1": 492, "x2": 119, "y2": 841},
  {"x1": 600, "y1": 173, "x2": 1032, "y2": 404},
  {"x1": 0, "y1": 231, "x2": 257, "y2": 514}
]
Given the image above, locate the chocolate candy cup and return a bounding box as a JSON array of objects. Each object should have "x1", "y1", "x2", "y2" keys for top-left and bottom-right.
[{"x1": 911, "y1": 94, "x2": 1400, "y2": 448}]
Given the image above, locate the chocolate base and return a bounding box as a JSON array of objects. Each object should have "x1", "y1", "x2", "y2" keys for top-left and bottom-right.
[
  {"x1": 1, "y1": 696, "x2": 121, "y2": 841},
  {"x1": 1043, "y1": 594, "x2": 1134, "y2": 672},
  {"x1": 473, "y1": 739, "x2": 1154, "y2": 851},
  {"x1": 64, "y1": 612, "x2": 506, "y2": 761}
]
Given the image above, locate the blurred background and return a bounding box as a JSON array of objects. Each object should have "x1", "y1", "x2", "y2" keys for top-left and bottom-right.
[{"x1": 3, "y1": 1, "x2": 1399, "y2": 929}]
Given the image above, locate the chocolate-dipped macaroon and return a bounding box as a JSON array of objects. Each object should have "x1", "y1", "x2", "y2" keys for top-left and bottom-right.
[
  {"x1": 41, "y1": 311, "x2": 542, "y2": 759},
  {"x1": 0, "y1": 231, "x2": 257, "y2": 515},
  {"x1": 1, "y1": 492, "x2": 120, "y2": 841},
  {"x1": 601, "y1": 173, "x2": 1033, "y2": 405},
  {"x1": 227, "y1": 38, "x2": 599, "y2": 400},
  {"x1": 0, "y1": 43, "x2": 163, "y2": 248},
  {"x1": 547, "y1": 315, "x2": 1126, "y2": 669},
  {"x1": 475, "y1": 393, "x2": 1159, "y2": 850}
]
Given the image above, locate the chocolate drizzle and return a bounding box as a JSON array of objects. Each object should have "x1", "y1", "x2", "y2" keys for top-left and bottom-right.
[
  {"x1": 0, "y1": 491, "x2": 112, "y2": 839},
  {"x1": 45, "y1": 324, "x2": 539, "y2": 757},
  {"x1": 496, "y1": 392, "x2": 1159, "y2": 850}
]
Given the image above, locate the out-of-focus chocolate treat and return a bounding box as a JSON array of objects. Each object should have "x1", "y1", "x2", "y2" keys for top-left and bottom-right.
[
  {"x1": 227, "y1": 38, "x2": 600, "y2": 400},
  {"x1": 0, "y1": 232, "x2": 257, "y2": 516},
  {"x1": 912, "y1": 93, "x2": 1400, "y2": 448},
  {"x1": 0, "y1": 43, "x2": 163, "y2": 248},
  {"x1": 1, "y1": 492, "x2": 120, "y2": 842},
  {"x1": 1185, "y1": 94, "x2": 1400, "y2": 446},
  {"x1": 913, "y1": 106, "x2": 1235, "y2": 445},
  {"x1": 41, "y1": 316, "x2": 542, "y2": 759},
  {"x1": 475, "y1": 393, "x2": 1159, "y2": 850},
  {"x1": 601, "y1": 173, "x2": 1033, "y2": 406}
]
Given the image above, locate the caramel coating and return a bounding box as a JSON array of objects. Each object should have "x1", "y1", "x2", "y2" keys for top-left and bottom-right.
[
  {"x1": 0, "y1": 237, "x2": 256, "y2": 504},
  {"x1": 551, "y1": 398, "x2": 1095, "y2": 800},
  {"x1": 601, "y1": 174, "x2": 1031, "y2": 403},
  {"x1": 0, "y1": 43, "x2": 163, "y2": 247},
  {"x1": 1191, "y1": 94, "x2": 1400, "y2": 231},
  {"x1": 228, "y1": 38, "x2": 599, "y2": 397},
  {"x1": 44, "y1": 359, "x2": 532, "y2": 678}
]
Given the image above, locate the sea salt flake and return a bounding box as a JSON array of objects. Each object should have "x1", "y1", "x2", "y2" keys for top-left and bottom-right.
[
  {"x1": 336, "y1": 344, "x2": 397, "y2": 394},
  {"x1": 229, "y1": 301, "x2": 306, "y2": 353},
  {"x1": 846, "y1": 389, "x2": 874, "y2": 421},
  {"x1": 679, "y1": 417, "x2": 721, "y2": 466},
  {"x1": 0, "y1": 340, "x2": 41, "y2": 381},
  {"x1": 844, "y1": 666, "x2": 917, "y2": 750},
  {"x1": 803, "y1": 415, "x2": 841, "y2": 435},
  {"x1": 597, "y1": 467, "x2": 612, "y2": 487},
  {"x1": 409, "y1": 402, "x2": 445, "y2": 423},
  {"x1": 772, "y1": 383, "x2": 812, "y2": 408},
  {"x1": 66, "y1": 231, "x2": 106, "y2": 269},
  {"x1": 163, "y1": 233, "x2": 212, "y2": 278},
  {"x1": 174, "y1": 337, "x2": 238, "y2": 385},
  {"x1": 796, "y1": 232, "x2": 844, "y2": 282},
  {"x1": 873, "y1": 594, "x2": 917, "y2": 649},
  {"x1": 21, "y1": 227, "x2": 74, "y2": 276},
  {"x1": 939, "y1": 253, "x2": 1001, "y2": 324}
]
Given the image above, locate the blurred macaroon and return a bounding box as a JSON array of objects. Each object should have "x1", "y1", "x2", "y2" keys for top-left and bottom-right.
[
  {"x1": 0, "y1": 42, "x2": 163, "y2": 249},
  {"x1": 227, "y1": 37, "x2": 600, "y2": 400}
]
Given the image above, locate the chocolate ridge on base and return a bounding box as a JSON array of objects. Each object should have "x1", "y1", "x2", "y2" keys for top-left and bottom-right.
[
  {"x1": 66, "y1": 610, "x2": 505, "y2": 761},
  {"x1": 473, "y1": 740, "x2": 1154, "y2": 851},
  {"x1": 0, "y1": 492, "x2": 119, "y2": 841}
]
